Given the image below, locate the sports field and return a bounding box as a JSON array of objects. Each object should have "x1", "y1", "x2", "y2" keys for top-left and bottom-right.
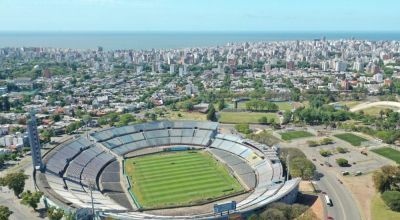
[
  {"x1": 125, "y1": 151, "x2": 244, "y2": 209},
  {"x1": 334, "y1": 133, "x2": 367, "y2": 146},
  {"x1": 371, "y1": 147, "x2": 400, "y2": 164}
]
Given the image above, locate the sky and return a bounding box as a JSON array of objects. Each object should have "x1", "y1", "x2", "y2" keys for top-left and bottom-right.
[{"x1": 0, "y1": 0, "x2": 399, "y2": 32}]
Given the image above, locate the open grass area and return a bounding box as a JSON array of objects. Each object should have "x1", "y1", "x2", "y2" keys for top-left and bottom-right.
[
  {"x1": 338, "y1": 101, "x2": 362, "y2": 108},
  {"x1": 162, "y1": 110, "x2": 206, "y2": 121},
  {"x1": 218, "y1": 112, "x2": 278, "y2": 124},
  {"x1": 371, "y1": 147, "x2": 400, "y2": 164},
  {"x1": 361, "y1": 106, "x2": 399, "y2": 116},
  {"x1": 371, "y1": 194, "x2": 400, "y2": 220},
  {"x1": 125, "y1": 151, "x2": 244, "y2": 209},
  {"x1": 280, "y1": 130, "x2": 314, "y2": 141},
  {"x1": 334, "y1": 133, "x2": 367, "y2": 146}
]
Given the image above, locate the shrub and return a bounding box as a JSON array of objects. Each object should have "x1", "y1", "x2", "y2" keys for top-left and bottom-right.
[
  {"x1": 307, "y1": 140, "x2": 319, "y2": 147},
  {"x1": 336, "y1": 158, "x2": 349, "y2": 167},
  {"x1": 382, "y1": 191, "x2": 400, "y2": 211},
  {"x1": 336, "y1": 147, "x2": 347, "y2": 154},
  {"x1": 319, "y1": 150, "x2": 332, "y2": 157},
  {"x1": 320, "y1": 138, "x2": 334, "y2": 145},
  {"x1": 235, "y1": 124, "x2": 251, "y2": 134}
]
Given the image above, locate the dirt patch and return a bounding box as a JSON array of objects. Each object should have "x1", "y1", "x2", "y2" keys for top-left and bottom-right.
[
  {"x1": 310, "y1": 196, "x2": 324, "y2": 220},
  {"x1": 341, "y1": 173, "x2": 375, "y2": 220},
  {"x1": 299, "y1": 181, "x2": 315, "y2": 192},
  {"x1": 296, "y1": 193, "x2": 323, "y2": 220}
]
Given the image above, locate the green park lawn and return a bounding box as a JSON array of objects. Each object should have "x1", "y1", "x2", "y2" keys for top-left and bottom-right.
[
  {"x1": 124, "y1": 151, "x2": 244, "y2": 209},
  {"x1": 280, "y1": 130, "x2": 314, "y2": 141},
  {"x1": 334, "y1": 133, "x2": 367, "y2": 146},
  {"x1": 371, "y1": 147, "x2": 400, "y2": 164},
  {"x1": 218, "y1": 112, "x2": 278, "y2": 124},
  {"x1": 371, "y1": 194, "x2": 400, "y2": 220}
]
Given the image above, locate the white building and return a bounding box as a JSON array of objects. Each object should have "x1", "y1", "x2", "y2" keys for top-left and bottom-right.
[
  {"x1": 373, "y1": 73, "x2": 384, "y2": 83},
  {"x1": 353, "y1": 61, "x2": 363, "y2": 72}
]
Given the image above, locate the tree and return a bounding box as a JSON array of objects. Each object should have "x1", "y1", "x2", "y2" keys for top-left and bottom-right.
[
  {"x1": 218, "y1": 99, "x2": 225, "y2": 111},
  {"x1": 259, "y1": 208, "x2": 286, "y2": 220},
  {"x1": 0, "y1": 205, "x2": 12, "y2": 220},
  {"x1": 379, "y1": 110, "x2": 385, "y2": 119},
  {"x1": 82, "y1": 114, "x2": 92, "y2": 125},
  {"x1": 282, "y1": 111, "x2": 292, "y2": 124},
  {"x1": 382, "y1": 191, "x2": 400, "y2": 211},
  {"x1": 0, "y1": 156, "x2": 4, "y2": 168},
  {"x1": 0, "y1": 171, "x2": 28, "y2": 197},
  {"x1": 335, "y1": 158, "x2": 349, "y2": 167},
  {"x1": 182, "y1": 101, "x2": 194, "y2": 111},
  {"x1": 206, "y1": 104, "x2": 217, "y2": 122},
  {"x1": 247, "y1": 214, "x2": 259, "y2": 220},
  {"x1": 373, "y1": 165, "x2": 400, "y2": 193},
  {"x1": 289, "y1": 157, "x2": 316, "y2": 180},
  {"x1": 269, "y1": 117, "x2": 276, "y2": 125},
  {"x1": 47, "y1": 207, "x2": 64, "y2": 220},
  {"x1": 41, "y1": 129, "x2": 54, "y2": 143},
  {"x1": 258, "y1": 116, "x2": 269, "y2": 124},
  {"x1": 51, "y1": 114, "x2": 62, "y2": 122},
  {"x1": 0, "y1": 96, "x2": 10, "y2": 112},
  {"x1": 21, "y1": 190, "x2": 43, "y2": 210},
  {"x1": 117, "y1": 113, "x2": 136, "y2": 126}
]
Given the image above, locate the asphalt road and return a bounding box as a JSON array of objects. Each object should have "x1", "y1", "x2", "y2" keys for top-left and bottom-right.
[
  {"x1": 313, "y1": 167, "x2": 361, "y2": 220},
  {"x1": 280, "y1": 139, "x2": 362, "y2": 220},
  {"x1": 350, "y1": 101, "x2": 400, "y2": 112}
]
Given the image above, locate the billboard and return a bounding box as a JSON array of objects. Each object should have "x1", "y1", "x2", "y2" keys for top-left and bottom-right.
[{"x1": 214, "y1": 201, "x2": 236, "y2": 213}]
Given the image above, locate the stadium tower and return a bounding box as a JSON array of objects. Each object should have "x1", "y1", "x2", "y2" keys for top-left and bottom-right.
[{"x1": 27, "y1": 112, "x2": 43, "y2": 170}]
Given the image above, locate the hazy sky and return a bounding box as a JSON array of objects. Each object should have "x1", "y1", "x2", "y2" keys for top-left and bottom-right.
[{"x1": 0, "y1": 0, "x2": 399, "y2": 32}]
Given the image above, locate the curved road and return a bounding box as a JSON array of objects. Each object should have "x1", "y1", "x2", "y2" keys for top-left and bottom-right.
[
  {"x1": 350, "y1": 101, "x2": 400, "y2": 112},
  {"x1": 281, "y1": 142, "x2": 362, "y2": 220},
  {"x1": 313, "y1": 167, "x2": 361, "y2": 220}
]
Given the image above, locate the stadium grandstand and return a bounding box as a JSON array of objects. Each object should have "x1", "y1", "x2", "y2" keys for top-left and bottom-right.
[{"x1": 35, "y1": 121, "x2": 300, "y2": 220}]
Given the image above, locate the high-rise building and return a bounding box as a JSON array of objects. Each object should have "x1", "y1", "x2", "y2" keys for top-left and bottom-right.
[
  {"x1": 218, "y1": 61, "x2": 224, "y2": 73},
  {"x1": 321, "y1": 61, "x2": 329, "y2": 71},
  {"x1": 353, "y1": 61, "x2": 363, "y2": 72},
  {"x1": 27, "y1": 112, "x2": 43, "y2": 170},
  {"x1": 335, "y1": 61, "x2": 347, "y2": 72},
  {"x1": 170, "y1": 64, "x2": 175, "y2": 74},
  {"x1": 264, "y1": 64, "x2": 271, "y2": 73}
]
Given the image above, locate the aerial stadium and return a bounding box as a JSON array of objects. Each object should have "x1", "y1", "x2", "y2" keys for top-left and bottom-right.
[{"x1": 34, "y1": 120, "x2": 300, "y2": 219}]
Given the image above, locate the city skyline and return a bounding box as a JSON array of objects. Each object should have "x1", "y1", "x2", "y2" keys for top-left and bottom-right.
[{"x1": 1, "y1": 0, "x2": 400, "y2": 32}]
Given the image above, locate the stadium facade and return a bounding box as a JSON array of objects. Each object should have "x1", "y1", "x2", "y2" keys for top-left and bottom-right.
[{"x1": 35, "y1": 121, "x2": 300, "y2": 219}]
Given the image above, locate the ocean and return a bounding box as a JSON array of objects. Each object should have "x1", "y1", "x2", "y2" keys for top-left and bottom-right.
[{"x1": 0, "y1": 32, "x2": 400, "y2": 50}]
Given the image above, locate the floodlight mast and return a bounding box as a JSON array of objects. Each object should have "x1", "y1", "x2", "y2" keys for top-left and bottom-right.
[
  {"x1": 85, "y1": 178, "x2": 96, "y2": 218},
  {"x1": 286, "y1": 154, "x2": 290, "y2": 181}
]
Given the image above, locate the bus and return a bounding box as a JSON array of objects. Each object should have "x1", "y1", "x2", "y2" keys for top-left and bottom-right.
[{"x1": 325, "y1": 195, "x2": 333, "y2": 206}]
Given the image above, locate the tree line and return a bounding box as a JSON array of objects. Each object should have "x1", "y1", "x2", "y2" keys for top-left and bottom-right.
[{"x1": 245, "y1": 99, "x2": 279, "y2": 112}]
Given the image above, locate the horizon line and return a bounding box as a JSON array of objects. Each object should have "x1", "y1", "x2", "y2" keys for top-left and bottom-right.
[{"x1": 1, "y1": 30, "x2": 400, "y2": 34}]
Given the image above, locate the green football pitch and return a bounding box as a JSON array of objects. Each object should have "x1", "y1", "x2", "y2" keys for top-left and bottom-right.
[{"x1": 125, "y1": 150, "x2": 244, "y2": 209}]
